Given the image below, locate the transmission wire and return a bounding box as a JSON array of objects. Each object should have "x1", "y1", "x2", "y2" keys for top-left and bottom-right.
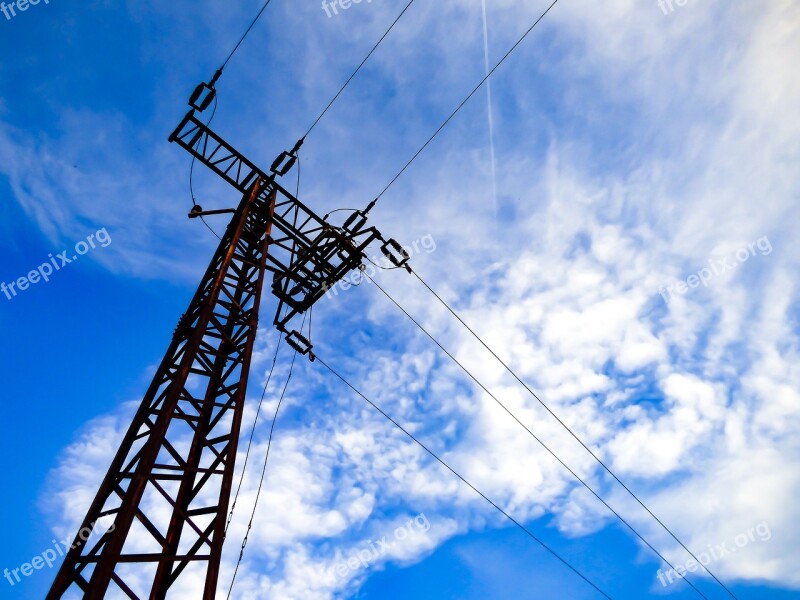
[
  {"x1": 409, "y1": 268, "x2": 739, "y2": 599},
  {"x1": 372, "y1": 0, "x2": 560, "y2": 204},
  {"x1": 220, "y1": 0, "x2": 276, "y2": 73},
  {"x1": 362, "y1": 271, "x2": 711, "y2": 600},
  {"x1": 226, "y1": 145, "x2": 305, "y2": 595},
  {"x1": 226, "y1": 344, "x2": 300, "y2": 598},
  {"x1": 314, "y1": 353, "x2": 614, "y2": 600},
  {"x1": 183, "y1": 1, "x2": 724, "y2": 595},
  {"x1": 188, "y1": 95, "x2": 223, "y2": 240},
  {"x1": 303, "y1": 0, "x2": 419, "y2": 139},
  {"x1": 186, "y1": 0, "x2": 277, "y2": 241},
  {"x1": 224, "y1": 333, "x2": 283, "y2": 536}
]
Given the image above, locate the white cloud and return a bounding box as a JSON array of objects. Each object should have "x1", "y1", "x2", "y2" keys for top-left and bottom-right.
[{"x1": 34, "y1": 0, "x2": 800, "y2": 596}]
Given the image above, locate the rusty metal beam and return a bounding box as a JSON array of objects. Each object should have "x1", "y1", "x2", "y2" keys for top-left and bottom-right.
[
  {"x1": 47, "y1": 181, "x2": 276, "y2": 599},
  {"x1": 48, "y1": 95, "x2": 399, "y2": 598}
]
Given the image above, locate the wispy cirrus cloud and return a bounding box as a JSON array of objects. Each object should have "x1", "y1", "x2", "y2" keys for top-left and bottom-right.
[{"x1": 27, "y1": 0, "x2": 800, "y2": 597}]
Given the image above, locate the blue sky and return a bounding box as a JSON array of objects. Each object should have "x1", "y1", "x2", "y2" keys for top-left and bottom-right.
[{"x1": 1, "y1": 0, "x2": 799, "y2": 598}]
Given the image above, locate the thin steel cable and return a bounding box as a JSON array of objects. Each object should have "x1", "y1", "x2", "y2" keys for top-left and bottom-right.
[
  {"x1": 410, "y1": 268, "x2": 739, "y2": 600},
  {"x1": 199, "y1": 216, "x2": 222, "y2": 241},
  {"x1": 226, "y1": 344, "x2": 299, "y2": 598},
  {"x1": 220, "y1": 0, "x2": 276, "y2": 72},
  {"x1": 303, "y1": 0, "x2": 418, "y2": 139},
  {"x1": 314, "y1": 353, "x2": 615, "y2": 600},
  {"x1": 322, "y1": 207, "x2": 361, "y2": 220},
  {"x1": 224, "y1": 334, "x2": 283, "y2": 536},
  {"x1": 363, "y1": 272, "x2": 711, "y2": 600},
  {"x1": 226, "y1": 314, "x2": 306, "y2": 597},
  {"x1": 188, "y1": 95, "x2": 223, "y2": 240},
  {"x1": 372, "y1": 0, "x2": 560, "y2": 204},
  {"x1": 365, "y1": 254, "x2": 403, "y2": 271},
  {"x1": 186, "y1": 0, "x2": 275, "y2": 241}
]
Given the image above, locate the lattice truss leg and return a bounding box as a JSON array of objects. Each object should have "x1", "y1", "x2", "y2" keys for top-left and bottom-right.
[{"x1": 48, "y1": 182, "x2": 276, "y2": 600}]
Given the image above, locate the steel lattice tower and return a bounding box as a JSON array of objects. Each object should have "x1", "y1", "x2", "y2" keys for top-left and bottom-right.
[{"x1": 47, "y1": 77, "x2": 405, "y2": 599}]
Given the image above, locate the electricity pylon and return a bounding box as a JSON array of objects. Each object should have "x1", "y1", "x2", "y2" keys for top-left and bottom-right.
[{"x1": 47, "y1": 76, "x2": 407, "y2": 599}]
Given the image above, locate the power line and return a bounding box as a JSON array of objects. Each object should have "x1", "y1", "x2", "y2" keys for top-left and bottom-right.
[
  {"x1": 175, "y1": 2, "x2": 726, "y2": 596},
  {"x1": 302, "y1": 0, "x2": 419, "y2": 139},
  {"x1": 188, "y1": 95, "x2": 223, "y2": 240},
  {"x1": 186, "y1": 0, "x2": 277, "y2": 235},
  {"x1": 185, "y1": 0, "x2": 276, "y2": 241},
  {"x1": 362, "y1": 271, "x2": 711, "y2": 600},
  {"x1": 409, "y1": 269, "x2": 739, "y2": 600},
  {"x1": 220, "y1": 0, "x2": 276, "y2": 73},
  {"x1": 224, "y1": 334, "x2": 283, "y2": 536},
  {"x1": 198, "y1": 215, "x2": 222, "y2": 240},
  {"x1": 184, "y1": 0, "x2": 277, "y2": 240},
  {"x1": 226, "y1": 335, "x2": 301, "y2": 598},
  {"x1": 372, "y1": 0, "x2": 560, "y2": 205},
  {"x1": 314, "y1": 353, "x2": 615, "y2": 600}
]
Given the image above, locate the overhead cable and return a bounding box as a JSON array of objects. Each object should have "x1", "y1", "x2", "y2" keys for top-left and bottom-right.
[
  {"x1": 315, "y1": 353, "x2": 615, "y2": 600},
  {"x1": 371, "y1": 0, "x2": 560, "y2": 205},
  {"x1": 303, "y1": 0, "x2": 419, "y2": 139},
  {"x1": 409, "y1": 268, "x2": 739, "y2": 599},
  {"x1": 363, "y1": 271, "x2": 711, "y2": 600}
]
